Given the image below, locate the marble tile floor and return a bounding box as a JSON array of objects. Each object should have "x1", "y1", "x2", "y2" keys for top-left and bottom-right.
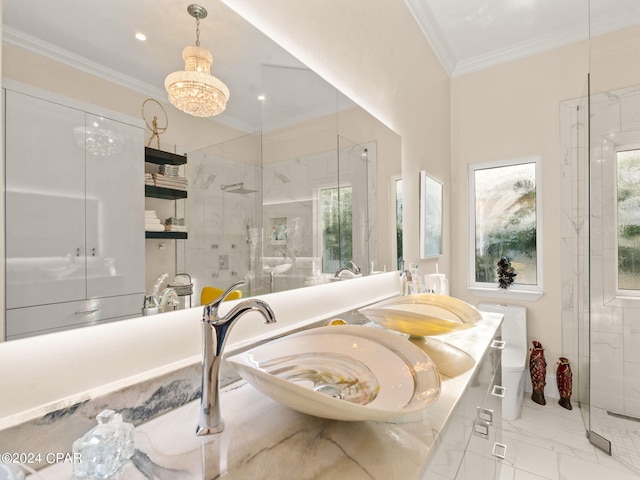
[
  {"x1": 499, "y1": 399, "x2": 640, "y2": 479},
  {"x1": 591, "y1": 407, "x2": 640, "y2": 473}
]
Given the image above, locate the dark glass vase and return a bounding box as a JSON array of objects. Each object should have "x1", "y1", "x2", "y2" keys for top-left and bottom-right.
[
  {"x1": 557, "y1": 357, "x2": 573, "y2": 410},
  {"x1": 529, "y1": 340, "x2": 546, "y2": 405}
]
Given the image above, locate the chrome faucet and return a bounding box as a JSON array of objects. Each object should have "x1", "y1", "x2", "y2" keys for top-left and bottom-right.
[
  {"x1": 400, "y1": 268, "x2": 413, "y2": 295},
  {"x1": 158, "y1": 287, "x2": 179, "y2": 311},
  {"x1": 142, "y1": 273, "x2": 179, "y2": 315},
  {"x1": 334, "y1": 259, "x2": 362, "y2": 278},
  {"x1": 197, "y1": 281, "x2": 277, "y2": 436}
]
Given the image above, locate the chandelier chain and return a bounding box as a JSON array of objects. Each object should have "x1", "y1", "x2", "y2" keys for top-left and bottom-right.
[{"x1": 195, "y1": 16, "x2": 201, "y2": 47}]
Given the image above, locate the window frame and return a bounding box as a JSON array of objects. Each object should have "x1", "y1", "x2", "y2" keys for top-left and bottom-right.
[
  {"x1": 391, "y1": 174, "x2": 403, "y2": 271},
  {"x1": 317, "y1": 182, "x2": 353, "y2": 274},
  {"x1": 614, "y1": 144, "x2": 640, "y2": 297},
  {"x1": 467, "y1": 156, "x2": 543, "y2": 299}
]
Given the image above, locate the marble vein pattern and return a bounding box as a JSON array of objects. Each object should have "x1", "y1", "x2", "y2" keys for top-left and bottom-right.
[
  {"x1": 0, "y1": 362, "x2": 202, "y2": 467},
  {"x1": 24, "y1": 315, "x2": 504, "y2": 479}
]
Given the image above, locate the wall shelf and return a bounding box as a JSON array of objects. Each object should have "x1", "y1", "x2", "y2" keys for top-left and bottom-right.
[
  {"x1": 144, "y1": 147, "x2": 187, "y2": 165},
  {"x1": 145, "y1": 231, "x2": 188, "y2": 239},
  {"x1": 145, "y1": 185, "x2": 187, "y2": 200},
  {"x1": 144, "y1": 147, "x2": 187, "y2": 241}
]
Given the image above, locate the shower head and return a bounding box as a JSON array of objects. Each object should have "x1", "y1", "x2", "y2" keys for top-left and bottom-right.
[{"x1": 221, "y1": 182, "x2": 257, "y2": 194}]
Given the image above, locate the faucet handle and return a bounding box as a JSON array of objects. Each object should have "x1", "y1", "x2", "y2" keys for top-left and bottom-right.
[
  {"x1": 219, "y1": 280, "x2": 244, "y2": 302},
  {"x1": 348, "y1": 259, "x2": 361, "y2": 274},
  {"x1": 202, "y1": 280, "x2": 245, "y2": 323}
]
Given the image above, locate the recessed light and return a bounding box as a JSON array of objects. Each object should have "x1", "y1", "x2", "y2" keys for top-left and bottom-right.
[
  {"x1": 257, "y1": 95, "x2": 266, "y2": 101},
  {"x1": 135, "y1": 33, "x2": 147, "y2": 41}
]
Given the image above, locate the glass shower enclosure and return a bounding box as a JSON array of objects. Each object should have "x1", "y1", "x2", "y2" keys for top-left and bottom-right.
[{"x1": 564, "y1": 0, "x2": 640, "y2": 472}]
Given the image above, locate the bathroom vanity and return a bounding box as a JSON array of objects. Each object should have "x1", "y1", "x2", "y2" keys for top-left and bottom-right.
[{"x1": 12, "y1": 302, "x2": 503, "y2": 479}]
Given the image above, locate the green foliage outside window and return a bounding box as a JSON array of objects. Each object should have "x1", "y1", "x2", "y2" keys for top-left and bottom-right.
[
  {"x1": 474, "y1": 163, "x2": 538, "y2": 285},
  {"x1": 321, "y1": 186, "x2": 353, "y2": 273},
  {"x1": 617, "y1": 150, "x2": 640, "y2": 290}
]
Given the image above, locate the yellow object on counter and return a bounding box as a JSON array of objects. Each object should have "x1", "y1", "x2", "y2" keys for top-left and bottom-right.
[
  {"x1": 325, "y1": 318, "x2": 348, "y2": 326},
  {"x1": 201, "y1": 286, "x2": 242, "y2": 305}
]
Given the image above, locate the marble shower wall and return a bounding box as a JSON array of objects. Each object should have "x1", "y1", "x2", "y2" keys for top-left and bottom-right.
[
  {"x1": 178, "y1": 147, "x2": 260, "y2": 301},
  {"x1": 178, "y1": 140, "x2": 378, "y2": 299},
  {"x1": 561, "y1": 85, "x2": 640, "y2": 419}
]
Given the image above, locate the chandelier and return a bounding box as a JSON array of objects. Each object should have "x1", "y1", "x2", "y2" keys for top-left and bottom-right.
[{"x1": 165, "y1": 4, "x2": 230, "y2": 118}]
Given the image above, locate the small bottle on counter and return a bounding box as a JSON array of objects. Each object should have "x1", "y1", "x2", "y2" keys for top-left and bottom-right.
[{"x1": 72, "y1": 409, "x2": 135, "y2": 479}]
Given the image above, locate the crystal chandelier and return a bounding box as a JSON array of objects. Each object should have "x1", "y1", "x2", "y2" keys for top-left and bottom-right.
[{"x1": 165, "y1": 4, "x2": 229, "y2": 118}]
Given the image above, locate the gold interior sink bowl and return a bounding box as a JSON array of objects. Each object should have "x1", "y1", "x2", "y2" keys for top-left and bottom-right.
[{"x1": 358, "y1": 294, "x2": 482, "y2": 337}]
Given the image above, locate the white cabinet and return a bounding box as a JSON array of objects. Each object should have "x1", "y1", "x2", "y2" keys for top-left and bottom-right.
[
  {"x1": 422, "y1": 329, "x2": 505, "y2": 480},
  {"x1": 84, "y1": 113, "x2": 145, "y2": 299},
  {"x1": 455, "y1": 340, "x2": 505, "y2": 480},
  {"x1": 4, "y1": 86, "x2": 145, "y2": 339}
]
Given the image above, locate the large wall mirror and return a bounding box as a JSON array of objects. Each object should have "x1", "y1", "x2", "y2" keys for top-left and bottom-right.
[{"x1": 2, "y1": 0, "x2": 401, "y2": 339}]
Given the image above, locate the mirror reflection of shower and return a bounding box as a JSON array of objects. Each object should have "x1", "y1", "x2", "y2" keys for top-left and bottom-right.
[
  {"x1": 221, "y1": 183, "x2": 257, "y2": 194},
  {"x1": 177, "y1": 132, "x2": 262, "y2": 300}
]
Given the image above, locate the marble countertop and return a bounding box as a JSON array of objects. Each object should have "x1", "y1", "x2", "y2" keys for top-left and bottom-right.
[{"x1": 29, "y1": 313, "x2": 502, "y2": 480}]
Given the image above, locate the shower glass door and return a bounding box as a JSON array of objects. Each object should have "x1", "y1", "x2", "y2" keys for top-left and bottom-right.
[
  {"x1": 179, "y1": 133, "x2": 262, "y2": 300},
  {"x1": 588, "y1": 0, "x2": 640, "y2": 469}
]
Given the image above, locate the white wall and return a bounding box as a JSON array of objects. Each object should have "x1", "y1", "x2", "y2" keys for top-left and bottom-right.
[{"x1": 450, "y1": 41, "x2": 589, "y2": 368}]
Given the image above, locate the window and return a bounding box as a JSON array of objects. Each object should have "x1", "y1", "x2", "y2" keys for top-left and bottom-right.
[
  {"x1": 395, "y1": 178, "x2": 403, "y2": 270},
  {"x1": 616, "y1": 148, "x2": 640, "y2": 291},
  {"x1": 320, "y1": 185, "x2": 352, "y2": 273},
  {"x1": 469, "y1": 157, "x2": 542, "y2": 291}
]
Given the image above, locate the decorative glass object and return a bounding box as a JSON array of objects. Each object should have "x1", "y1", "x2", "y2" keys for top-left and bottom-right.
[{"x1": 72, "y1": 409, "x2": 135, "y2": 479}]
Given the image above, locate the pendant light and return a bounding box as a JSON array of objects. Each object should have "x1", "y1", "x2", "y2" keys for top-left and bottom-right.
[{"x1": 165, "y1": 4, "x2": 230, "y2": 117}]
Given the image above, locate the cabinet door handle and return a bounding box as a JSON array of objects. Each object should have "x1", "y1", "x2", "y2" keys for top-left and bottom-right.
[
  {"x1": 491, "y1": 339, "x2": 505, "y2": 350},
  {"x1": 474, "y1": 419, "x2": 490, "y2": 439},
  {"x1": 477, "y1": 407, "x2": 493, "y2": 424},
  {"x1": 492, "y1": 385, "x2": 506, "y2": 398},
  {"x1": 75, "y1": 309, "x2": 99, "y2": 315},
  {"x1": 492, "y1": 442, "x2": 507, "y2": 459}
]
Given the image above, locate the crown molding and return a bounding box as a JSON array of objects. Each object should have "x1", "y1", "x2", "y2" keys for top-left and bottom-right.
[
  {"x1": 452, "y1": 22, "x2": 589, "y2": 77},
  {"x1": 406, "y1": 1, "x2": 640, "y2": 79},
  {"x1": 453, "y1": 9, "x2": 640, "y2": 77},
  {"x1": 589, "y1": 8, "x2": 640, "y2": 39},
  {"x1": 403, "y1": 0, "x2": 457, "y2": 77},
  {"x1": 3, "y1": 26, "x2": 167, "y2": 99}
]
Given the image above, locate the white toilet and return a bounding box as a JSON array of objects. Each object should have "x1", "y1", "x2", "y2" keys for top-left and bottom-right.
[{"x1": 479, "y1": 303, "x2": 527, "y2": 421}]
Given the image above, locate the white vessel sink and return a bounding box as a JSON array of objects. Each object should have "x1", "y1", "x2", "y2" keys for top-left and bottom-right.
[
  {"x1": 263, "y1": 261, "x2": 292, "y2": 275},
  {"x1": 358, "y1": 294, "x2": 482, "y2": 337},
  {"x1": 227, "y1": 325, "x2": 441, "y2": 421}
]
